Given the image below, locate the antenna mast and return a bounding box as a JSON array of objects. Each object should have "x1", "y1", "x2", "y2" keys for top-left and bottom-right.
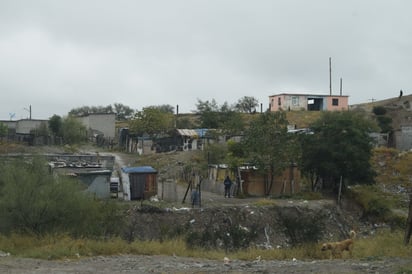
[{"x1": 329, "y1": 57, "x2": 332, "y2": 95}]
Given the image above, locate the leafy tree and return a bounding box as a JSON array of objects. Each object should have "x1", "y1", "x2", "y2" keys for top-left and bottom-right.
[
  {"x1": 49, "y1": 115, "x2": 62, "y2": 136},
  {"x1": 31, "y1": 122, "x2": 50, "y2": 137},
  {"x1": 218, "y1": 102, "x2": 244, "y2": 136},
  {"x1": 149, "y1": 104, "x2": 175, "y2": 114},
  {"x1": 195, "y1": 99, "x2": 244, "y2": 136},
  {"x1": 242, "y1": 112, "x2": 298, "y2": 195},
  {"x1": 195, "y1": 99, "x2": 221, "y2": 128},
  {"x1": 129, "y1": 106, "x2": 174, "y2": 139},
  {"x1": 376, "y1": 115, "x2": 393, "y2": 133},
  {"x1": 301, "y1": 111, "x2": 376, "y2": 193},
  {"x1": 221, "y1": 110, "x2": 245, "y2": 137},
  {"x1": 372, "y1": 105, "x2": 393, "y2": 133},
  {"x1": 235, "y1": 96, "x2": 259, "y2": 113},
  {"x1": 372, "y1": 106, "x2": 387, "y2": 116},
  {"x1": 176, "y1": 116, "x2": 197, "y2": 129},
  {"x1": 113, "y1": 103, "x2": 135, "y2": 120},
  {"x1": 60, "y1": 116, "x2": 87, "y2": 144}
]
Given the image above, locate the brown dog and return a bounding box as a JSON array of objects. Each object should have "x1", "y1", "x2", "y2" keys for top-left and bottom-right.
[{"x1": 321, "y1": 230, "x2": 356, "y2": 259}]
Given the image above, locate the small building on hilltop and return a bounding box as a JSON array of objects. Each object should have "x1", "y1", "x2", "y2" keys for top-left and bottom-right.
[{"x1": 269, "y1": 92, "x2": 349, "y2": 112}]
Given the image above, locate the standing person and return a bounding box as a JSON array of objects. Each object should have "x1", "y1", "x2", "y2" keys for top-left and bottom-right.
[{"x1": 223, "y1": 175, "x2": 232, "y2": 198}]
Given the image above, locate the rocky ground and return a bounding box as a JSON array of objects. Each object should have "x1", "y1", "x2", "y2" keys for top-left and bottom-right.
[{"x1": 1, "y1": 253, "x2": 412, "y2": 273}]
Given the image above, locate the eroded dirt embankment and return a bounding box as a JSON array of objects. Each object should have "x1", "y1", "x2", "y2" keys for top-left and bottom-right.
[{"x1": 125, "y1": 199, "x2": 357, "y2": 249}]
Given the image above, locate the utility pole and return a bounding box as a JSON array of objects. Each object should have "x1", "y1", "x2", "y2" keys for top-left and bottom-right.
[
  {"x1": 24, "y1": 105, "x2": 32, "y2": 120},
  {"x1": 175, "y1": 104, "x2": 179, "y2": 128},
  {"x1": 329, "y1": 57, "x2": 332, "y2": 96}
]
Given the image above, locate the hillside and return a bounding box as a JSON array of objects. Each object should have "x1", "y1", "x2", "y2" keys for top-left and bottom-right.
[{"x1": 350, "y1": 93, "x2": 412, "y2": 131}]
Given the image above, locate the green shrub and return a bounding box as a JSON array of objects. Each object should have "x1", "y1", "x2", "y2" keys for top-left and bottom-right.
[
  {"x1": 347, "y1": 185, "x2": 405, "y2": 227},
  {"x1": 0, "y1": 157, "x2": 123, "y2": 237},
  {"x1": 366, "y1": 198, "x2": 390, "y2": 219},
  {"x1": 278, "y1": 210, "x2": 325, "y2": 246},
  {"x1": 372, "y1": 106, "x2": 387, "y2": 116}
]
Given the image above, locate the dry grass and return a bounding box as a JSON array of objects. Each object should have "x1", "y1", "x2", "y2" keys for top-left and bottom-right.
[{"x1": 1, "y1": 229, "x2": 411, "y2": 261}]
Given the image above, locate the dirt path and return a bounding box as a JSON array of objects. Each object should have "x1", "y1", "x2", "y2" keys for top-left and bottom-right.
[{"x1": 1, "y1": 254, "x2": 411, "y2": 273}]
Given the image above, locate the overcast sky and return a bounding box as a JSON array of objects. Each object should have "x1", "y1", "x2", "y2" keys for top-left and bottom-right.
[{"x1": 1, "y1": 0, "x2": 411, "y2": 120}]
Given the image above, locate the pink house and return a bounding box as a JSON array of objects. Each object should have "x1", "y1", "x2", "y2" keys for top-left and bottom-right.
[{"x1": 269, "y1": 93, "x2": 349, "y2": 112}]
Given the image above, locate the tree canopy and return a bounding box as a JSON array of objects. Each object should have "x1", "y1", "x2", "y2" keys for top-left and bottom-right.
[
  {"x1": 149, "y1": 104, "x2": 175, "y2": 114},
  {"x1": 129, "y1": 106, "x2": 174, "y2": 139},
  {"x1": 194, "y1": 99, "x2": 244, "y2": 135},
  {"x1": 195, "y1": 99, "x2": 221, "y2": 128},
  {"x1": 48, "y1": 114, "x2": 62, "y2": 136},
  {"x1": 69, "y1": 103, "x2": 135, "y2": 121},
  {"x1": 113, "y1": 103, "x2": 135, "y2": 120},
  {"x1": 242, "y1": 112, "x2": 298, "y2": 195},
  {"x1": 69, "y1": 105, "x2": 114, "y2": 116},
  {"x1": 235, "y1": 96, "x2": 259, "y2": 113},
  {"x1": 60, "y1": 116, "x2": 87, "y2": 144},
  {"x1": 301, "y1": 111, "x2": 376, "y2": 192}
]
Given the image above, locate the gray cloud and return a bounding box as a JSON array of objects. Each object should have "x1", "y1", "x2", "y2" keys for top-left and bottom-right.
[{"x1": 1, "y1": 0, "x2": 412, "y2": 119}]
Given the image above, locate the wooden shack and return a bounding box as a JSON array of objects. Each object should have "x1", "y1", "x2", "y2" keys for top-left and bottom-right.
[
  {"x1": 207, "y1": 163, "x2": 301, "y2": 197},
  {"x1": 240, "y1": 164, "x2": 301, "y2": 196},
  {"x1": 121, "y1": 166, "x2": 158, "y2": 200}
]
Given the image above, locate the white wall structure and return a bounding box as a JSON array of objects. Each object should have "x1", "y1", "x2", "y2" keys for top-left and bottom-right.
[
  {"x1": 15, "y1": 119, "x2": 48, "y2": 134},
  {"x1": 77, "y1": 113, "x2": 116, "y2": 139}
]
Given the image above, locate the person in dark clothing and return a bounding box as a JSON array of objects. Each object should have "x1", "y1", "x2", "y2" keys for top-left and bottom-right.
[{"x1": 223, "y1": 176, "x2": 232, "y2": 198}]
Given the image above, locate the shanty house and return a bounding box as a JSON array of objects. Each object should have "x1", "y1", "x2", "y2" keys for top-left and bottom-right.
[
  {"x1": 239, "y1": 164, "x2": 300, "y2": 196},
  {"x1": 48, "y1": 154, "x2": 115, "y2": 199},
  {"x1": 73, "y1": 169, "x2": 113, "y2": 198},
  {"x1": 121, "y1": 166, "x2": 158, "y2": 200},
  {"x1": 206, "y1": 163, "x2": 301, "y2": 197},
  {"x1": 154, "y1": 128, "x2": 210, "y2": 152}
]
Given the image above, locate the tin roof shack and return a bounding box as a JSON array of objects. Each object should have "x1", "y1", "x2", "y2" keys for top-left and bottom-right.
[
  {"x1": 121, "y1": 166, "x2": 158, "y2": 201},
  {"x1": 48, "y1": 154, "x2": 115, "y2": 199},
  {"x1": 71, "y1": 169, "x2": 113, "y2": 198},
  {"x1": 155, "y1": 129, "x2": 202, "y2": 152},
  {"x1": 207, "y1": 163, "x2": 301, "y2": 197},
  {"x1": 176, "y1": 129, "x2": 199, "y2": 151},
  {"x1": 240, "y1": 164, "x2": 301, "y2": 196}
]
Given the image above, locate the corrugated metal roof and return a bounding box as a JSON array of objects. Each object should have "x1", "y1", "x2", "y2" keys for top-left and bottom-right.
[
  {"x1": 194, "y1": 128, "x2": 209, "y2": 138},
  {"x1": 121, "y1": 166, "x2": 157, "y2": 174},
  {"x1": 176, "y1": 129, "x2": 198, "y2": 137}
]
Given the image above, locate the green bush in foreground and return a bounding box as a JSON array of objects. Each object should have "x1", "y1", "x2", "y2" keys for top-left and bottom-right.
[{"x1": 0, "y1": 156, "x2": 123, "y2": 237}]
